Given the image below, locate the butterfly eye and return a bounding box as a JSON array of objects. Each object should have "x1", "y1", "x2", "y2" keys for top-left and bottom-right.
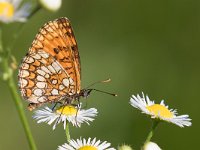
[{"x1": 82, "y1": 89, "x2": 93, "y2": 98}]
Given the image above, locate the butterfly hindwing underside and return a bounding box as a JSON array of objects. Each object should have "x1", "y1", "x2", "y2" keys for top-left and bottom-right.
[{"x1": 18, "y1": 17, "x2": 81, "y2": 108}]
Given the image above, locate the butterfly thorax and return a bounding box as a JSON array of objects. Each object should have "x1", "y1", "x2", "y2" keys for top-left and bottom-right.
[
  {"x1": 27, "y1": 89, "x2": 92, "y2": 111},
  {"x1": 61, "y1": 88, "x2": 93, "y2": 104}
]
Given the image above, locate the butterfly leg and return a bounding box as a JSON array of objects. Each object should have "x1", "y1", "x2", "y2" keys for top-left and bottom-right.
[
  {"x1": 51, "y1": 102, "x2": 62, "y2": 111},
  {"x1": 74, "y1": 98, "x2": 80, "y2": 125}
]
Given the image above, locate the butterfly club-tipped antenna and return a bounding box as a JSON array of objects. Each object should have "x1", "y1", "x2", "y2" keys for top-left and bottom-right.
[
  {"x1": 85, "y1": 78, "x2": 111, "y2": 89},
  {"x1": 81, "y1": 78, "x2": 118, "y2": 98}
]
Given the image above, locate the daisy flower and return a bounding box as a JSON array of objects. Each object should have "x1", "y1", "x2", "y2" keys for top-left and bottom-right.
[
  {"x1": 33, "y1": 105, "x2": 98, "y2": 130},
  {"x1": 130, "y1": 93, "x2": 192, "y2": 127},
  {"x1": 57, "y1": 137, "x2": 116, "y2": 150},
  {"x1": 0, "y1": 0, "x2": 31, "y2": 23}
]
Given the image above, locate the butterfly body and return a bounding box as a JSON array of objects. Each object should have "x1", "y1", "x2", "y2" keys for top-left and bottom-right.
[
  {"x1": 27, "y1": 88, "x2": 93, "y2": 110},
  {"x1": 18, "y1": 17, "x2": 82, "y2": 110}
]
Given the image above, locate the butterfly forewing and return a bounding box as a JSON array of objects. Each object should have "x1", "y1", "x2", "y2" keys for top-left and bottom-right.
[{"x1": 18, "y1": 17, "x2": 81, "y2": 107}]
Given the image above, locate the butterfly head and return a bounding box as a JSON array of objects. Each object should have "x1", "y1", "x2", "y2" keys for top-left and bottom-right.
[{"x1": 80, "y1": 89, "x2": 93, "y2": 99}]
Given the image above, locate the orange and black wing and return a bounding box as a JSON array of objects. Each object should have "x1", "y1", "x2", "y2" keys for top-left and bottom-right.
[{"x1": 18, "y1": 17, "x2": 81, "y2": 105}]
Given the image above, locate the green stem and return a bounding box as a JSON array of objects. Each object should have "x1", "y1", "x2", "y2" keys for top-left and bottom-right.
[
  {"x1": 65, "y1": 121, "x2": 71, "y2": 143},
  {"x1": 0, "y1": 39, "x2": 37, "y2": 150},
  {"x1": 2, "y1": 59, "x2": 37, "y2": 150},
  {"x1": 144, "y1": 120, "x2": 159, "y2": 144},
  {"x1": 8, "y1": 74, "x2": 37, "y2": 150},
  {"x1": 28, "y1": 4, "x2": 42, "y2": 19}
]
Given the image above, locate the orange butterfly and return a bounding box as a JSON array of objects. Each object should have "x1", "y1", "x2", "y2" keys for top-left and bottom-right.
[{"x1": 18, "y1": 17, "x2": 116, "y2": 110}]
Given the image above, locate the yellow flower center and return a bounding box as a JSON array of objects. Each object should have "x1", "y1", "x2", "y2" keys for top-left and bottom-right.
[
  {"x1": 79, "y1": 146, "x2": 97, "y2": 150},
  {"x1": 0, "y1": 2, "x2": 14, "y2": 18},
  {"x1": 146, "y1": 104, "x2": 173, "y2": 119},
  {"x1": 56, "y1": 105, "x2": 77, "y2": 115}
]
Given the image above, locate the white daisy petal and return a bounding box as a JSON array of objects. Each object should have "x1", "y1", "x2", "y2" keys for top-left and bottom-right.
[
  {"x1": 91, "y1": 137, "x2": 96, "y2": 145},
  {"x1": 58, "y1": 143, "x2": 74, "y2": 150},
  {"x1": 11, "y1": 0, "x2": 21, "y2": 8},
  {"x1": 87, "y1": 137, "x2": 91, "y2": 145},
  {"x1": 94, "y1": 139, "x2": 101, "y2": 147},
  {"x1": 57, "y1": 137, "x2": 116, "y2": 150},
  {"x1": 33, "y1": 105, "x2": 98, "y2": 130},
  {"x1": 13, "y1": 3, "x2": 31, "y2": 22},
  {"x1": 69, "y1": 139, "x2": 77, "y2": 149},
  {"x1": 130, "y1": 93, "x2": 192, "y2": 127}
]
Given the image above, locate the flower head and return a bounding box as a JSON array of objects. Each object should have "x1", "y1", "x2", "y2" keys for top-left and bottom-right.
[
  {"x1": 0, "y1": 0, "x2": 31, "y2": 23},
  {"x1": 57, "y1": 137, "x2": 116, "y2": 150},
  {"x1": 33, "y1": 105, "x2": 98, "y2": 130},
  {"x1": 130, "y1": 93, "x2": 192, "y2": 127},
  {"x1": 39, "y1": 0, "x2": 62, "y2": 12}
]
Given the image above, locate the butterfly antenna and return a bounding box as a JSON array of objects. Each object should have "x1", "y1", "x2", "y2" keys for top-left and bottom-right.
[
  {"x1": 85, "y1": 78, "x2": 111, "y2": 89},
  {"x1": 91, "y1": 88, "x2": 117, "y2": 97}
]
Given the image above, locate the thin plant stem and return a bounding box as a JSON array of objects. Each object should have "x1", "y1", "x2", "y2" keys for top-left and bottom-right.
[
  {"x1": 1, "y1": 57, "x2": 37, "y2": 150},
  {"x1": 144, "y1": 120, "x2": 159, "y2": 144},
  {"x1": 8, "y1": 72, "x2": 37, "y2": 150},
  {"x1": 28, "y1": 4, "x2": 41, "y2": 19},
  {"x1": 0, "y1": 34, "x2": 37, "y2": 150},
  {"x1": 65, "y1": 121, "x2": 71, "y2": 143}
]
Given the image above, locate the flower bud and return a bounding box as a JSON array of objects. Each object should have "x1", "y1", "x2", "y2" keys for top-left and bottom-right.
[
  {"x1": 39, "y1": 0, "x2": 62, "y2": 12},
  {"x1": 118, "y1": 145, "x2": 133, "y2": 150},
  {"x1": 142, "y1": 142, "x2": 162, "y2": 150}
]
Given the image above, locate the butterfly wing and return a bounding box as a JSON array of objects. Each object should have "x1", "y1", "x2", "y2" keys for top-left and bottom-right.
[{"x1": 18, "y1": 17, "x2": 81, "y2": 106}]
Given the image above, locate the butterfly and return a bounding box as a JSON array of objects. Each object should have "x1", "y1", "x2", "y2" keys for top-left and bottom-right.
[
  {"x1": 18, "y1": 18, "x2": 88, "y2": 110},
  {"x1": 18, "y1": 17, "x2": 116, "y2": 111}
]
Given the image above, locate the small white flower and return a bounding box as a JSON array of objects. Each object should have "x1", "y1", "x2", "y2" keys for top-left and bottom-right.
[
  {"x1": 130, "y1": 92, "x2": 192, "y2": 127},
  {"x1": 33, "y1": 105, "x2": 98, "y2": 130},
  {"x1": 39, "y1": 0, "x2": 62, "y2": 12},
  {"x1": 0, "y1": 0, "x2": 31, "y2": 23},
  {"x1": 143, "y1": 142, "x2": 162, "y2": 150},
  {"x1": 57, "y1": 137, "x2": 116, "y2": 150}
]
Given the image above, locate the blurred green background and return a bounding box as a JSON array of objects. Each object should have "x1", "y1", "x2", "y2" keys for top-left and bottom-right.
[{"x1": 0, "y1": 0, "x2": 199, "y2": 149}]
